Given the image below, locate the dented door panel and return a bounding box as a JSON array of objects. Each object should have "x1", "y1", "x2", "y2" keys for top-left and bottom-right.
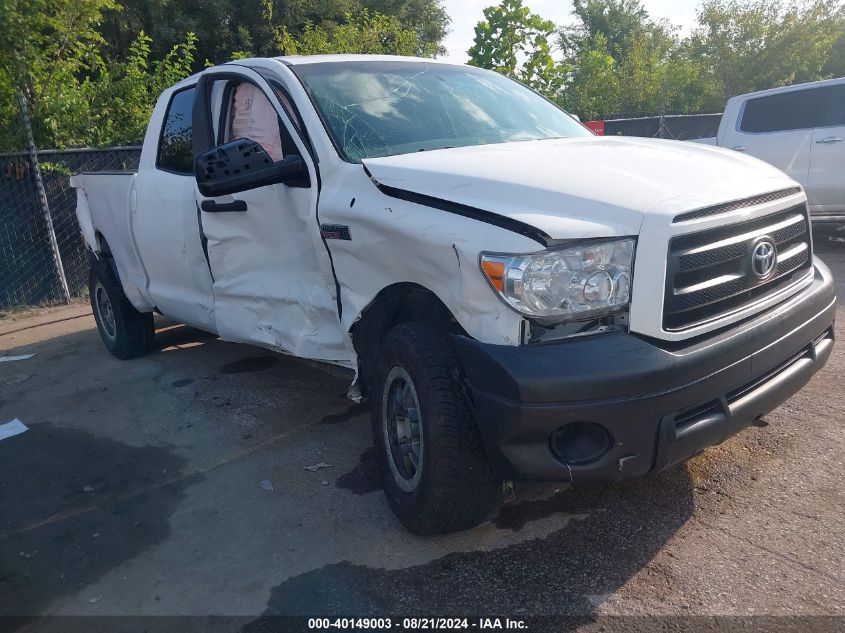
[
  {"x1": 199, "y1": 183, "x2": 349, "y2": 361},
  {"x1": 196, "y1": 66, "x2": 349, "y2": 364}
]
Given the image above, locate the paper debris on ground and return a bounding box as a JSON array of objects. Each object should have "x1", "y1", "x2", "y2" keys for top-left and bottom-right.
[
  {"x1": 0, "y1": 354, "x2": 35, "y2": 363},
  {"x1": 0, "y1": 418, "x2": 28, "y2": 441},
  {"x1": 304, "y1": 462, "x2": 332, "y2": 472}
]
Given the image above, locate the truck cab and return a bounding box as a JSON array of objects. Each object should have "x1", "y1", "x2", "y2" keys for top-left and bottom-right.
[{"x1": 73, "y1": 56, "x2": 835, "y2": 534}]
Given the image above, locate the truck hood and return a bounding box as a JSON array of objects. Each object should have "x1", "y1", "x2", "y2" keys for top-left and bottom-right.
[{"x1": 362, "y1": 136, "x2": 795, "y2": 240}]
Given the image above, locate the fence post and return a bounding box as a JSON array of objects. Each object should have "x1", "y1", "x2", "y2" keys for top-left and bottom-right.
[{"x1": 17, "y1": 90, "x2": 70, "y2": 303}]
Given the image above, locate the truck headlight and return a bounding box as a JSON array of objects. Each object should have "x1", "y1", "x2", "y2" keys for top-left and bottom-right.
[{"x1": 480, "y1": 238, "x2": 635, "y2": 322}]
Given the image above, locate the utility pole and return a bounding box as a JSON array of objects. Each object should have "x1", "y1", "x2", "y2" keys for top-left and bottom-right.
[{"x1": 17, "y1": 90, "x2": 70, "y2": 303}]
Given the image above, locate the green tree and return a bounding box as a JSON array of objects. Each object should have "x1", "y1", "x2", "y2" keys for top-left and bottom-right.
[
  {"x1": 98, "y1": 0, "x2": 449, "y2": 65},
  {"x1": 278, "y1": 9, "x2": 438, "y2": 56},
  {"x1": 359, "y1": 0, "x2": 450, "y2": 55},
  {"x1": 0, "y1": 0, "x2": 118, "y2": 149},
  {"x1": 560, "y1": 0, "x2": 711, "y2": 117},
  {"x1": 467, "y1": 0, "x2": 568, "y2": 102},
  {"x1": 0, "y1": 1, "x2": 436, "y2": 150},
  {"x1": 689, "y1": 0, "x2": 845, "y2": 102},
  {"x1": 80, "y1": 32, "x2": 198, "y2": 147},
  {"x1": 562, "y1": 0, "x2": 655, "y2": 59},
  {"x1": 561, "y1": 33, "x2": 620, "y2": 119}
]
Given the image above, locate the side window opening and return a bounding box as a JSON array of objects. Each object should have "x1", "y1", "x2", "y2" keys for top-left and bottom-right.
[
  {"x1": 271, "y1": 86, "x2": 302, "y2": 133},
  {"x1": 226, "y1": 83, "x2": 285, "y2": 161},
  {"x1": 818, "y1": 84, "x2": 845, "y2": 128},
  {"x1": 739, "y1": 88, "x2": 820, "y2": 134},
  {"x1": 157, "y1": 86, "x2": 196, "y2": 173}
]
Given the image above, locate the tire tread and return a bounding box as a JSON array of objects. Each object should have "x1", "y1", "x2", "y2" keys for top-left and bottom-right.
[
  {"x1": 373, "y1": 322, "x2": 496, "y2": 534},
  {"x1": 89, "y1": 257, "x2": 155, "y2": 360}
]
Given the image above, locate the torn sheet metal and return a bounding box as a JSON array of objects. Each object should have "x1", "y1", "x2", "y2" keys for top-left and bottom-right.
[
  {"x1": 317, "y1": 164, "x2": 534, "y2": 348},
  {"x1": 0, "y1": 418, "x2": 28, "y2": 441}
]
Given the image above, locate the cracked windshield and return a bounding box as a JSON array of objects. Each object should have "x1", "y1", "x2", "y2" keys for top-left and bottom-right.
[{"x1": 293, "y1": 61, "x2": 590, "y2": 162}]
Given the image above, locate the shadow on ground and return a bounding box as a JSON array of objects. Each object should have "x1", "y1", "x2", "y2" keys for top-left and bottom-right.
[
  {"x1": 0, "y1": 422, "x2": 200, "y2": 617},
  {"x1": 244, "y1": 466, "x2": 695, "y2": 624}
]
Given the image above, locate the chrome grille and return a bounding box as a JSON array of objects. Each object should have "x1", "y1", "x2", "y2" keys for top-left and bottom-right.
[
  {"x1": 664, "y1": 204, "x2": 812, "y2": 330},
  {"x1": 672, "y1": 187, "x2": 801, "y2": 223}
]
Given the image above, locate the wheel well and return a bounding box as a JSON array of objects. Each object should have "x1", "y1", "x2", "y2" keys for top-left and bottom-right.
[
  {"x1": 94, "y1": 231, "x2": 112, "y2": 256},
  {"x1": 351, "y1": 283, "x2": 465, "y2": 398},
  {"x1": 92, "y1": 232, "x2": 121, "y2": 282}
]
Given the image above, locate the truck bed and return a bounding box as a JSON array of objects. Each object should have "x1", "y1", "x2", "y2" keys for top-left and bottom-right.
[{"x1": 71, "y1": 171, "x2": 153, "y2": 311}]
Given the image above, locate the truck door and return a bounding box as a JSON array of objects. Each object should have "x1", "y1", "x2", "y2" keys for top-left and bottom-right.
[
  {"x1": 192, "y1": 66, "x2": 349, "y2": 363},
  {"x1": 133, "y1": 84, "x2": 216, "y2": 331},
  {"x1": 727, "y1": 87, "x2": 817, "y2": 189},
  {"x1": 808, "y1": 83, "x2": 845, "y2": 215}
]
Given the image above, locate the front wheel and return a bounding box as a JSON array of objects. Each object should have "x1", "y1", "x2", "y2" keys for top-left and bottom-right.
[
  {"x1": 371, "y1": 322, "x2": 496, "y2": 534},
  {"x1": 89, "y1": 258, "x2": 155, "y2": 359}
]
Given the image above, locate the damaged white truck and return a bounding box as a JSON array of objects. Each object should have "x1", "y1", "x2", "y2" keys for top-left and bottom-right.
[{"x1": 73, "y1": 55, "x2": 836, "y2": 534}]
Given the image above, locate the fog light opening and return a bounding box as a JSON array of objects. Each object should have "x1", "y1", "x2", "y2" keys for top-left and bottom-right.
[{"x1": 551, "y1": 422, "x2": 613, "y2": 466}]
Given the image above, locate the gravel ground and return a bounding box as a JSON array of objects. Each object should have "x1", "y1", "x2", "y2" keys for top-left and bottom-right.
[{"x1": 0, "y1": 235, "x2": 842, "y2": 633}]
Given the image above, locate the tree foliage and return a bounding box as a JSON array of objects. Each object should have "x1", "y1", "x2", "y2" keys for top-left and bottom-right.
[
  {"x1": 468, "y1": 0, "x2": 567, "y2": 101},
  {"x1": 4, "y1": 0, "x2": 844, "y2": 150},
  {"x1": 262, "y1": 8, "x2": 437, "y2": 57},
  {"x1": 0, "y1": 0, "x2": 448, "y2": 150},
  {"x1": 0, "y1": 0, "x2": 117, "y2": 148},
  {"x1": 97, "y1": 0, "x2": 449, "y2": 64},
  {"x1": 470, "y1": 0, "x2": 845, "y2": 120},
  {"x1": 689, "y1": 0, "x2": 845, "y2": 101}
]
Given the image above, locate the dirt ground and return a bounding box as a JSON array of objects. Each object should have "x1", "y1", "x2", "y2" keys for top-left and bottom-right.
[{"x1": 1, "y1": 235, "x2": 843, "y2": 632}]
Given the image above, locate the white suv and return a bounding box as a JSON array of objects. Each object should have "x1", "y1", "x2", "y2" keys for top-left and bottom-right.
[{"x1": 701, "y1": 78, "x2": 845, "y2": 224}]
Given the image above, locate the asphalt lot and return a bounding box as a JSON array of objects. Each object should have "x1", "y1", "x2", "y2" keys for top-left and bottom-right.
[{"x1": 1, "y1": 232, "x2": 843, "y2": 631}]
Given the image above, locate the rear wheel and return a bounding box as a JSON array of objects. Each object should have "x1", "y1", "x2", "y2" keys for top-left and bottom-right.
[
  {"x1": 371, "y1": 322, "x2": 496, "y2": 534},
  {"x1": 89, "y1": 258, "x2": 155, "y2": 359}
]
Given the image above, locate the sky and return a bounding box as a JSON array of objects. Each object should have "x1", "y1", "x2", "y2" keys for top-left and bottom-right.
[{"x1": 439, "y1": 0, "x2": 701, "y2": 64}]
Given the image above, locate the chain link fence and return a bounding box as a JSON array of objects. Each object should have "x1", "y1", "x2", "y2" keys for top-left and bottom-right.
[
  {"x1": 0, "y1": 147, "x2": 141, "y2": 310},
  {"x1": 593, "y1": 113, "x2": 723, "y2": 140}
]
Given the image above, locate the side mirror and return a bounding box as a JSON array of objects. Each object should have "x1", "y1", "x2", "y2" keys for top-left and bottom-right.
[{"x1": 195, "y1": 138, "x2": 309, "y2": 197}]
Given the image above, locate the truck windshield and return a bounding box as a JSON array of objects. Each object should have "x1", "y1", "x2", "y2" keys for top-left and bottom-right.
[{"x1": 292, "y1": 61, "x2": 590, "y2": 162}]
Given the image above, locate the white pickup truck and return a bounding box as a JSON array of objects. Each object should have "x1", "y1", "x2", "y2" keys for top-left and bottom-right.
[
  {"x1": 695, "y1": 77, "x2": 845, "y2": 224},
  {"x1": 73, "y1": 55, "x2": 835, "y2": 534}
]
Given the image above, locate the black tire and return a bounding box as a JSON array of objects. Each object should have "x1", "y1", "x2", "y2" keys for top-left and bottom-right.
[
  {"x1": 89, "y1": 257, "x2": 155, "y2": 359},
  {"x1": 371, "y1": 322, "x2": 496, "y2": 534}
]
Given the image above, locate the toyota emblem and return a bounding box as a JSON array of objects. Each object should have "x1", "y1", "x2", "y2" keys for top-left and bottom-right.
[{"x1": 751, "y1": 240, "x2": 777, "y2": 278}]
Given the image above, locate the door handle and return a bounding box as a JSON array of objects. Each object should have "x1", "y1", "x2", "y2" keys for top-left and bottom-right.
[
  {"x1": 201, "y1": 199, "x2": 247, "y2": 213},
  {"x1": 816, "y1": 136, "x2": 843, "y2": 144},
  {"x1": 731, "y1": 145, "x2": 748, "y2": 151}
]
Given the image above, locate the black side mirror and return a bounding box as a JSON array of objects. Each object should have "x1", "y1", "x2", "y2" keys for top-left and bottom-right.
[{"x1": 195, "y1": 138, "x2": 310, "y2": 197}]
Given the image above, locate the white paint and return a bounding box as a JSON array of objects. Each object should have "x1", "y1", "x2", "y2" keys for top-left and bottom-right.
[
  {"x1": 363, "y1": 135, "x2": 792, "y2": 237},
  {"x1": 71, "y1": 172, "x2": 155, "y2": 312},
  {"x1": 711, "y1": 76, "x2": 845, "y2": 219}
]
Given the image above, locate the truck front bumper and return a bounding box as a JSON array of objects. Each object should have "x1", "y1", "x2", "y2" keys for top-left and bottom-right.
[{"x1": 453, "y1": 258, "x2": 836, "y2": 482}]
